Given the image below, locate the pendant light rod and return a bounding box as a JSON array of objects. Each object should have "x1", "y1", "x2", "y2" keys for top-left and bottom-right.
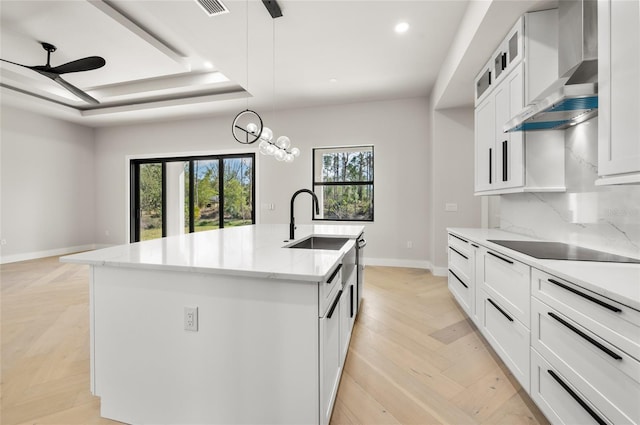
[{"x1": 262, "y1": 0, "x2": 282, "y2": 19}]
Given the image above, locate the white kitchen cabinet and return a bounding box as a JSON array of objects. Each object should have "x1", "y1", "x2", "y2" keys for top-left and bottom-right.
[
  {"x1": 478, "y1": 289, "x2": 531, "y2": 392},
  {"x1": 475, "y1": 65, "x2": 523, "y2": 192},
  {"x1": 531, "y1": 298, "x2": 640, "y2": 424},
  {"x1": 474, "y1": 10, "x2": 566, "y2": 195},
  {"x1": 475, "y1": 95, "x2": 496, "y2": 192},
  {"x1": 447, "y1": 233, "x2": 477, "y2": 319},
  {"x1": 531, "y1": 349, "x2": 611, "y2": 425},
  {"x1": 481, "y1": 247, "x2": 531, "y2": 326},
  {"x1": 597, "y1": 0, "x2": 640, "y2": 185},
  {"x1": 531, "y1": 269, "x2": 640, "y2": 361},
  {"x1": 339, "y1": 274, "x2": 356, "y2": 365},
  {"x1": 320, "y1": 287, "x2": 342, "y2": 425},
  {"x1": 531, "y1": 267, "x2": 640, "y2": 425}
]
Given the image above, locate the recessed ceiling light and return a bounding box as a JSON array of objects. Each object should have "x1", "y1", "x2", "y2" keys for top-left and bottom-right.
[
  {"x1": 329, "y1": 78, "x2": 338, "y2": 83},
  {"x1": 395, "y1": 22, "x2": 410, "y2": 34}
]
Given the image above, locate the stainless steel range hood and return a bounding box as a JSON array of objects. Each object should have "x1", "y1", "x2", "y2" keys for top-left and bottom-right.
[{"x1": 504, "y1": 0, "x2": 598, "y2": 132}]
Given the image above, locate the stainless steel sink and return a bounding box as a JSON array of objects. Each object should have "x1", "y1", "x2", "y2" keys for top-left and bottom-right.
[{"x1": 287, "y1": 237, "x2": 349, "y2": 250}]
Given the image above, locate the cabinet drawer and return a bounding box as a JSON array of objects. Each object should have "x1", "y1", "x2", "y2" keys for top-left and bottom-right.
[
  {"x1": 482, "y1": 249, "x2": 531, "y2": 326},
  {"x1": 448, "y1": 244, "x2": 472, "y2": 284},
  {"x1": 532, "y1": 268, "x2": 640, "y2": 361},
  {"x1": 479, "y1": 290, "x2": 530, "y2": 392},
  {"x1": 448, "y1": 233, "x2": 472, "y2": 252},
  {"x1": 531, "y1": 349, "x2": 612, "y2": 425},
  {"x1": 532, "y1": 298, "x2": 640, "y2": 424},
  {"x1": 320, "y1": 266, "x2": 342, "y2": 317},
  {"x1": 449, "y1": 269, "x2": 472, "y2": 316}
]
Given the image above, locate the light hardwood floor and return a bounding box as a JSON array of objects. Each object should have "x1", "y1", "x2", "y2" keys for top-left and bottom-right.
[{"x1": 1, "y1": 257, "x2": 548, "y2": 425}]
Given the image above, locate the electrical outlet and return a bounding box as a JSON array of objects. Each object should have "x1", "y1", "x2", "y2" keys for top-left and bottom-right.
[
  {"x1": 445, "y1": 203, "x2": 458, "y2": 212},
  {"x1": 184, "y1": 306, "x2": 198, "y2": 332},
  {"x1": 407, "y1": 240, "x2": 413, "y2": 249},
  {"x1": 0, "y1": 239, "x2": 6, "y2": 246}
]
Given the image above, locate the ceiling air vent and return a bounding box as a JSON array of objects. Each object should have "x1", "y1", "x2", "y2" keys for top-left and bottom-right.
[{"x1": 194, "y1": 0, "x2": 229, "y2": 16}]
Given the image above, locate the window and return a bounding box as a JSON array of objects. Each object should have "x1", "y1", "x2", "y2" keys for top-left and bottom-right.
[
  {"x1": 313, "y1": 146, "x2": 374, "y2": 221},
  {"x1": 131, "y1": 154, "x2": 255, "y2": 242}
]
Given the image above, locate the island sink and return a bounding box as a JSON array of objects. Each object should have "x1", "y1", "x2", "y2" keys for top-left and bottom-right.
[{"x1": 287, "y1": 236, "x2": 349, "y2": 250}]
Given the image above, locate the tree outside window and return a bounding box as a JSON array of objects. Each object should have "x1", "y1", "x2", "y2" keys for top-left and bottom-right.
[{"x1": 313, "y1": 146, "x2": 374, "y2": 221}]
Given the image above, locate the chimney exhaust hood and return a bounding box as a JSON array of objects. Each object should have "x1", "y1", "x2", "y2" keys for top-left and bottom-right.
[{"x1": 504, "y1": 0, "x2": 598, "y2": 132}]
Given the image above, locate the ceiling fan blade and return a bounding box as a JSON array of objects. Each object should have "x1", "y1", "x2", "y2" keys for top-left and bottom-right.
[
  {"x1": 50, "y1": 56, "x2": 106, "y2": 74},
  {"x1": 0, "y1": 58, "x2": 31, "y2": 69},
  {"x1": 53, "y1": 75, "x2": 100, "y2": 104}
]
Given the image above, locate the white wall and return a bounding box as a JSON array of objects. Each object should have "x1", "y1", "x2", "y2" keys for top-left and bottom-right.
[
  {"x1": 0, "y1": 105, "x2": 96, "y2": 262},
  {"x1": 94, "y1": 97, "x2": 433, "y2": 268},
  {"x1": 430, "y1": 107, "x2": 482, "y2": 273}
]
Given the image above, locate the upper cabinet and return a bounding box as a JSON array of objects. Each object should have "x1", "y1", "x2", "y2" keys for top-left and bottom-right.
[
  {"x1": 474, "y1": 11, "x2": 566, "y2": 195},
  {"x1": 597, "y1": 0, "x2": 640, "y2": 186}
]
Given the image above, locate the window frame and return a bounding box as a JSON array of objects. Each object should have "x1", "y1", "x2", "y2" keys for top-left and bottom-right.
[
  {"x1": 312, "y1": 145, "x2": 374, "y2": 222},
  {"x1": 130, "y1": 153, "x2": 255, "y2": 242}
]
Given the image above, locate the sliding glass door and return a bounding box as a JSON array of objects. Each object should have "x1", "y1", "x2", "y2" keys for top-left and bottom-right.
[{"x1": 131, "y1": 154, "x2": 255, "y2": 242}]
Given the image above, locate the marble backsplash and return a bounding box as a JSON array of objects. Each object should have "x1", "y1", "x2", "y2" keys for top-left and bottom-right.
[{"x1": 500, "y1": 118, "x2": 640, "y2": 259}]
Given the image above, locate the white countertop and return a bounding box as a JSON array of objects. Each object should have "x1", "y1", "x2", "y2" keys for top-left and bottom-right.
[
  {"x1": 61, "y1": 224, "x2": 364, "y2": 282},
  {"x1": 448, "y1": 228, "x2": 640, "y2": 311}
]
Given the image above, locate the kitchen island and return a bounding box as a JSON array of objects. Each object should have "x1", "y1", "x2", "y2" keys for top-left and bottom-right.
[{"x1": 61, "y1": 224, "x2": 365, "y2": 425}]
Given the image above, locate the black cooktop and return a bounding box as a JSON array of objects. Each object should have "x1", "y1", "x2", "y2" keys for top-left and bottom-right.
[{"x1": 487, "y1": 240, "x2": 640, "y2": 264}]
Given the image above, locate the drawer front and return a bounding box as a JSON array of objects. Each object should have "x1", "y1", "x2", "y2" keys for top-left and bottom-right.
[
  {"x1": 532, "y1": 268, "x2": 640, "y2": 361},
  {"x1": 448, "y1": 232, "x2": 471, "y2": 251},
  {"x1": 532, "y1": 298, "x2": 640, "y2": 424},
  {"x1": 449, "y1": 269, "x2": 472, "y2": 316},
  {"x1": 531, "y1": 349, "x2": 612, "y2": 425},
  {"x1": 449, "y1": 245, "x2": 472, "y2": 281},
  {"x1": 480, "y1": 290, "x2": 530, "y2": 392},
  {"x1": 320, "y1": 266, "x2": 342, "y2": 317},
  {"x1": 482, "y1": 249, "x2": 531, "y2": 326}
]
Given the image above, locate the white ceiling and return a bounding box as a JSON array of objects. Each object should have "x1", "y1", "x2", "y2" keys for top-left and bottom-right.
[{"x1": 0, "y1": 0, "x2": 549, "y2": 127}]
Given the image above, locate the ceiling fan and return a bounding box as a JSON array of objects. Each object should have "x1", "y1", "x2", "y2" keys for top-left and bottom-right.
[{"x1": 0, "y1": 42, "x2": 106, "y2": 104}]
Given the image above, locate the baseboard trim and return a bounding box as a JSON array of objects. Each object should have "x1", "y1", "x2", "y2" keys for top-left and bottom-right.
[
  {"x1": 431, "y1": 266, "x2": 448, "y2": 277},
  {"x1": 0, "y1": 244, "x2": 98, "y2": 264}
]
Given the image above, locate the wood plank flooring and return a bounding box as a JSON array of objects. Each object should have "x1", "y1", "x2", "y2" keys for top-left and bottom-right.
[{"x1": 1, "y1": 257, "x2": 548, "y2": 424}]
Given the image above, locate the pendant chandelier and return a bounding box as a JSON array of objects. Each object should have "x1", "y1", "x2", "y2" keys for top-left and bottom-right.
[{"x1": 232, "y1": 0, "x2": 299, "y2": 163}]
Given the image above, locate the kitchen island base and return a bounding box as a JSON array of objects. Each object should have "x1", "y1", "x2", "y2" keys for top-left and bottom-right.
[{"x1": 92, "y1": 266, "x2": 321, "y2": 424}]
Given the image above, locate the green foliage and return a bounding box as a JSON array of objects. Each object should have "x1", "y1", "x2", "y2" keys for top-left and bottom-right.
[
  {"x1": 139, "y1": 164, "x2": 162, "y2": 214},
  {"x1": 318, "y1": 148, "x2": 373, "y2": 220}
]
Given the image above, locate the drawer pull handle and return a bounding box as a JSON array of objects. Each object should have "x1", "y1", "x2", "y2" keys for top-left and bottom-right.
[
  {"x1": 449, "y1": 269, "x2": 468, "y2": 289},
  {"x1": 547, "y1": 278, "x2": 622, "y2": 313},
  {"x1": 547, "y1": 312, "x2": 622, "y2": 361},
  {"x1": 327, "y1": 264, "x2": 343, "y2": 284},
  {"x1": 471, "y1": 243, "x2": 479, "y2": 248},
  {"x1": 350, "y1": 285, "x2": 354, "y2": 318},
  {"x1": 487, "y1": 251, "x2": 514, "y2": 264},
  {"x1": 487, "y1": 298, "x2": 513, "y2": 322},
  {"x1": 327, "y1": 290, "x2": 343, "y2": 319},
  {"x1": 450, "y1": 234, "x2": 468, "y2": 244},
  {"x1": 449, "y1": 246, "x2": 468, "y2": 260},
  {"x1": 547, "y1": 369, "x2": 608, "y2": 425}
]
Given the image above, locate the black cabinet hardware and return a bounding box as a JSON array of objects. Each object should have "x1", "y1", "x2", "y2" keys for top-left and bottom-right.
[
  {"x1": 548, "y1": 312, "x2": 622, "y2": 360},
  {"x1": 449, "y1": 269, "x2": 468, "y2": 289},
  {"x1": 547, "y1": 278, "x2": 622, "y2": 313},
  {"x1": 487, "y1": 298, "x2": 513, "y2": 322},
  {"x1": 502, "y1": 141, "x2": 508, "y2": 182},
  {"x1": 487, "y1": 251, "x2": 514, "y2": 264},
  {"x1": 489, "y1": 148, "x2": 493, "y2": 184},
  {"x1": 471, "y1": 243, "x2": 479, "y2": 248},
  {"x1": 327, "y1": 264, "x2": 342, "y2": 284},
  {"x1": 547, "y1": 369, "x2": 607, "y2": 425},
  {"x1": 502, "y1": 52, "x2": 507, "y2": 70},
  {"x1": 349, "y1": 285, "x2": 354, "y2": 318},
  {"x1": 327, "y1": 290, "x2": 342, "y2": 319},
  {"x1": 450, "y1": 234, "x2": 468, "y2": 244},
  {"x1": 449, "y1": 246, "x2": 468, "y2": 260}
]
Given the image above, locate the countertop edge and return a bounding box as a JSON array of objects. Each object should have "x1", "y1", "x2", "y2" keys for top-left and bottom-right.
[{"x1": 447, "y1": 227, "x2": 640, "y2": 312}]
